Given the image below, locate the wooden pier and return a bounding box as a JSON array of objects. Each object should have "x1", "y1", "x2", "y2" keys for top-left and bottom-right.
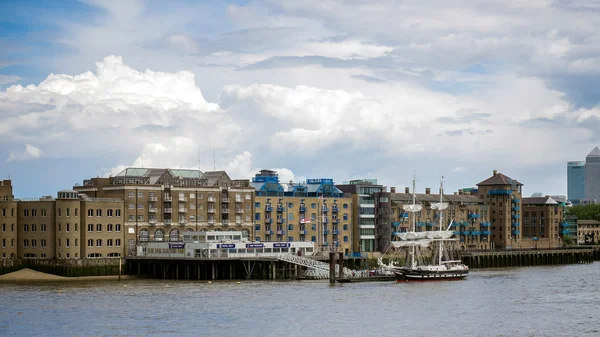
[{"x1": 459, "y1": 247, "x2": 595, "y2": 269}]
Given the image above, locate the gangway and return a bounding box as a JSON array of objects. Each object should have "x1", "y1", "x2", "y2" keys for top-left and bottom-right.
[{"x1": 276, "y1": 253, "x2": 356, "y2": 278}]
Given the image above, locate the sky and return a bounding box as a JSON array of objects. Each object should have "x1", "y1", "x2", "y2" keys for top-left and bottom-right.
[{"x1": 1, "y1": 0, "x2": 600, "y2": 198}]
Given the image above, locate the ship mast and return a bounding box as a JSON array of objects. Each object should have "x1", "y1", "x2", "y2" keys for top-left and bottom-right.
[
  {"x1": 438, "y1": 176, "x2": 444, "y2": 266},
  {"x1": 411, "y1": 172, "x2": 417, "y2": 269}
]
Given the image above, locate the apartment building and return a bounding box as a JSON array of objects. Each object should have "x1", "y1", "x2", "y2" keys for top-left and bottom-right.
[
  {"x1": 476, "y1": 170, "x2": 523, "y2": 249},
  {"x1": 0, "y1": 181, "x2": 125, "y2": 260},
  {"x1": 252, "y1": 170, "x2": 353, "y2": 254},
  {"x1": 520, "y1": 196, "x2": 564, "y2": 248},
  {"x1": 375, "y1": 186, "x2": 490, "y2": 253},
  {"x1": 577, "y1": 219, "x2": 600, "y2": 244},
  {"x1": 74, "y1": 168, "x2": 254, "y2": 255},
  {"x1": 337, "y1": 179, "x2": 385, "y2": 254}
]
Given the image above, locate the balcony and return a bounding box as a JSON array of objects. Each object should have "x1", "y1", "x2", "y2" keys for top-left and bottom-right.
[
  {"x1": 560, "y1": 229, "x2": 570, "y2": 235},
  {"x1": 323, "y1": 218, "x2": 328, "y2": 224},
  {"x1": 235, "y1": 198, "x2": 242, "y2": 203},
  {"x1": 426, "y1": 222, "x2": 434, "y2": 227},
  {"x1": 277, "y1": 218, "x2": 284, "y2": 224},
  {"x1": 223, "y1": 220, "x2": 229, "y2": 226},
  {"x1": 481, "y1": 230, "x2": 491, "y2": 235},
  {"x1": 208, "y1": 220, "x2": 215, "y2": 225},
  {"x1": 512, "y1": 230, "x2": 520, "y2": 235},
  {"x1": 236, "y1": 219, "x2": 242, "y2": 225},
  {"x1": 511, "y1": 222, "x2": 520, "y2": 227},
  {"x1": 512, "y1": 214, "x2": 520, "y2": 219},
  {"x1": 300, "y1": 230, "x2": 307, "y2": 235},
  {"x1": 392, "y1": 221, "x2": 400, "y2": 227},
  {"x1": 512, "y1": 198, "x2": 520, "y2": 203},
  {"x1": 459, "y1": 222, "x2": 468, "y2": 227},
  {"x1": 149, "y1": 207, "x2": 157, "y2": 213},
  {"x1": 299, "y1": 205, "x2": 306, "y2": 213},
  {"x1": 470, "y1": 230, "x2": 481, "y2": 235},
  {"x1": 149, "y1": 196, "x2": 158, "y2": 202},
  {"x1": 222, "y1": 209, "x2": 230, "y2": 213},
  {"x1": 178, "y1": 208, "x2": 187, "y2": 213},
  {"x1": 164, "y1": 208, "x2": 172, "y2": 213},
  {"x1": 453, "y1": 231, "x2": 461, "y2": 235},
  {"x1": 164, "y1": 219, "x2": 172, "y2": 225},
  {"x1": 265, "y1": 230, "x2": 273, "y2": 236},
  {"x1": 149, "y1": 218, "x2": 157, "y2": 225},
  {"x1": 265, "y1": 218, "x2": 272, "y2": 224},
  {"x1": 512, "y1": 206, "x2": 520, "y2": 211},
  {"x1": 400, "y1": 213, "x2": 409, "y2": 218},
  {"x1": 222, "y1": 197, "x2": 230, "y2": 202},
  {"x1": 322, "y1": 206, "x2": 328, "y2": 213},
  {"x1": 277, "y1": 205, "x2": 284, "y2": 212},
  {"x1": 164, "y1": 196, "x2": 172, "y2": 202},
  {"x1": 323, "y1": 229, "x2": 329, "y2": 235},
  {"x1": 208, "y1": 208, "x2": 215, "y2": 213},
  {"x1": 179, "y1": 220, "x2": 186, "y2": 225},
  {"x1": 208, "y1": 197, "x2": 215, "y2": 202},
  {"x1": 235, "y1": 208, "x2": 243, "y2": 214},
  {"x1": 460, "y1": 231, "x2": 469, "y2": 235},
  {"x1": 179, "y1": 196, "x2": 187, "y2": 202},
  {"x1": 332, "y1": 206, "x2": 339, "y2": 213},
  {"x1": 276, "y1": 230, "x2": 285, "y2": 235},
  {"x1": 416, "y1": 222, "x2": 425, "y2": 227},
  {"x1": 332, "y1": 218, "x2": 339, "y2": 224},
  {"x1": 468, "y1": 213, "x2": 481, "y2": 219},
  {"x1": 489, "y1": 189, "x2": 512, "y2": 195},
  {"x1": 480, "y1": 222, "x2": 491, "y2": 227},
  {"x1": 560, "y1": 222, "x2": 570, "y2": 228},
  {"x1": 333, "y1": 230, "x2": 339, "y2": 235},
  {"x1": 265, "y1": 205, "x2": 272, "y2": 212}
]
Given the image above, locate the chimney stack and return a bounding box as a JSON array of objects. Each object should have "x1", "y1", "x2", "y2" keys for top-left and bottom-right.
[
  {"x1": 458, "y1": 189, "x2": 463, "y2": 195},
  {"x1": 493, "y1": 170, "x2": 498, "y2": 176},
  {"x1": 405, "y1": 187, "x2": 410, "y2": 193},
  {"x1": 454, "y1": 192, "x2": 457, "y2": 195},
  {"x1": 425, "y1": 188, "x2": 431, "y2": 194},
  {"x1": 390, "y1": 187, "x2": 396, "y2": 193}
]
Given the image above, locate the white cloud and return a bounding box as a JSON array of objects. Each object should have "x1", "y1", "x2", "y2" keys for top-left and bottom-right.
[
  {"x1": 0, "y1": 75, "x2": 21, "y2": 85},
  {"x1": 7, "y1": 144, "x2": 42, "y2": 162}
]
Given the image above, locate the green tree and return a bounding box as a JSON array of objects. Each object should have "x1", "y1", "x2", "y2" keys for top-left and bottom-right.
[{"x1": 565, "y1": 204, "x2": 600, "y2": 220}]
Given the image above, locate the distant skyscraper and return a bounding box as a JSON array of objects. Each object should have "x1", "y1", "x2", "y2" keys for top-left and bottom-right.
[
  {"x1": 568, "y1": 161, "x2": 585, "y2": 204},
  {"x1": 585, "y1": 147, "x2": 600, "y2": 203}
]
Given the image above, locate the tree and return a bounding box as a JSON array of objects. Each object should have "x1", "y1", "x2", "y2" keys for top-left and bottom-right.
[{"x1": 565, "y1": 204, "x2": 600, "y2": 220}]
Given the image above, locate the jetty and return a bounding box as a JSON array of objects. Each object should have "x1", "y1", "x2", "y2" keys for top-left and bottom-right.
[{"x1": 458, "y1": 247, "x2": 595, "y2": 268}]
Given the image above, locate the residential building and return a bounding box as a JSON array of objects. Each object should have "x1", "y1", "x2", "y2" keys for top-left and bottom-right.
[
  {"x1": 0, "y1": 180, "x2": 18, "y2": 259},
  {"x1": 562, "y1": 215, "x2": 578, "y2": 242},
  {"x1": 585, "y1": 147, "x2": 600, "y2": 203},
  {"x1": 476, "y1": 170, "x2": 523, "y2": 249},
  {"x1": 376, "y1": 187, "x2": 490, "y2": 253},
  {"x1": 74, "y1": 168, "x2": 254, "y2": 254},
  {"x1": 251, "y1": 170, "x2": 353, "y2": 254},
  {"x1": 337, "y1": 179, "x2": 385, "y2": 254},
  {"x1": 521, "y1": 196, "x2": 564, "y2": 248},
  {"x1": 577, "y1": 219, "x2": 600, "y2": 245}
]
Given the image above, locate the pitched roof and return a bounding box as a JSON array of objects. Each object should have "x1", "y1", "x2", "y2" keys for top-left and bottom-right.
[
  {"x1": 477, "y1": 172, "x2": 522, "y2": 186},
  {"x1": 587, "y1": 146, "x2": 600, "y2": 157},
  {"x1": 201, "y1": 171, "x2": 231, "y2": 186},
  {"x1": 389, "y1": 193, "x2": 483, "y2": 204},
  {"x1": 521, "y1": 196, "x2": 558, "y2": 205}
]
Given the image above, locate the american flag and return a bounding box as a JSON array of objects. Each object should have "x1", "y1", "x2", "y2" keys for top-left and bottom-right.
[
  {"x1": 300, "y1": 218, "x2": 311, "y2": 223},
  {"x1": 318, "y1": 195, "x2": 324, "y2": 199}
]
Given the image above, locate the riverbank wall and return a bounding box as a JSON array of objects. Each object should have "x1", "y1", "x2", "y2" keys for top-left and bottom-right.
[
  {"x1": 0, "y1": 258, "x2": 123, "y2": 277},
  {"x1": 458, "y1": 247, "x2": 596, "y2": 269}
]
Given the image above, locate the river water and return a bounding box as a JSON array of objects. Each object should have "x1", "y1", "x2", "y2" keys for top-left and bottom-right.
[{"x1": 1, "y1": 263, "x2": 599, "y2": 337}]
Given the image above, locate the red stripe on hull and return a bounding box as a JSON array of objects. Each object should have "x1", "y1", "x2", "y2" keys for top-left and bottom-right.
[{"x1": 396, "y1": 276, "x2": 466, "y2": 283}]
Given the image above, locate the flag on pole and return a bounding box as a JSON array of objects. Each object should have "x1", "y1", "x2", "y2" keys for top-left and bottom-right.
[
  {"x1": 300, "y1": 218, "x2": 311, "y2": 223},
  {"x1": 318, "y1": 195, "x2": 324, "y2": 199}
]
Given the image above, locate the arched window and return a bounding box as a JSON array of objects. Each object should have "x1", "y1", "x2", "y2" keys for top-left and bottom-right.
[
  {"x1": 87, "y1": 239, "x2": 93, "y2": 247},
  {"x1": 115, "y1": 239, "x2": 121, "y2": 247},
  {"x1": 107, "y1": 239, "x2": 113, "y2": 247},
  {"x1": 242, "y1": 229, "x2": 250, "y2": 237},
  {"x1": 107, "y1": 209, "x2": 113, "y2": 217},
  {"x1": 116, "y1": 209, "x2": 121, "y2": 217},
  {"x1": 96, "y1": 209, "x2": 102, "y2": 217},
  {"x1": 96, "y1": 239, "x2": 102, "y2": 247},
  {"x1": 185, "y1": 228, "x2": 193, "y2": 232},
  {"x1": 154, "y1": 229, "x2": 164, "y2": 241},
  {"x1": 139, "y1": 229, "x2": 149, "y2": 242},
  {"x1": 228, "y1": 228, "x2": 236, "y2": 232},
  {"x1": 88, "y1": 209, "x2": 94, "y2": 217},
  {"x1": 214, "y1": 228, "x2": 221, "y2": 232},
  {"x1": 169, "y1": 229, "x2": 180, "y2": 241},
  {"x1": 75, "y1": 208, "x2": 78, "y2": 216}
]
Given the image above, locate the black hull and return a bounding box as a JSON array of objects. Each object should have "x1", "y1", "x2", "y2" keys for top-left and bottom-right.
[{"x1": 394, "y1": 269, "x2": 468, "y2": 282}]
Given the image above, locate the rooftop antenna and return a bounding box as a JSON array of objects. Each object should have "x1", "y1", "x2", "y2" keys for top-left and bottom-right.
[{"x1": 213, "y1": 142, "x2": 216, "y2": 171}]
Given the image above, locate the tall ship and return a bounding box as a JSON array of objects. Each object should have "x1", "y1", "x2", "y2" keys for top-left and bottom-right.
[{"x1": 391, "y1": 175, "x2": 469, "y2": 282}]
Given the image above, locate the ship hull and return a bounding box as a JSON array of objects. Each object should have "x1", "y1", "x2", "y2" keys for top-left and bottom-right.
[{"x1": 394, "y1": 269, "x2": 468, "y2": 282}]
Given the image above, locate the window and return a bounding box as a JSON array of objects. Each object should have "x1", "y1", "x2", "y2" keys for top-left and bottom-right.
[
  {"x1": 96, "y1": 209, "x2": 102, "y2": 217},
  {"x1": 343, "y1": 204, "x2": 348, "y2": 209},
  {"x1": 138, "y1": 191, "x2": 143, "y2": 198},
  {"x1": 311, "y1": 224, "x2": 317, "y2": 230},
  {"x1": 255, "y1": 202, "x2": 261, "y2": 208},
  {"x1": 245, "y1": 194, "x2": 251, "y2": 200},
  {"x1": 65, "y1": 239, "x2": 69, "y2": 248},
  {"x1": 344, "y1": 236, "x2": 349, "y2": 242},
  {"x1": 23, "y1": 209, "x2": 29, "y2": 217},
  {"x1": 255, "y1": 213, "x2": 261, "y2": 221},
  {"x1": 107, "y1": 239, "x2": 113, "y2": 247},
  {"x1": 288, "y1": 213, "x2": 294, "y2": 221},
  {"x1": 107, "y1": 209, "x2": 113, "y2": 217},
  {"x1": 66, "y1": 208, "x2": 70, "y2": 217},
  {"x1": 88, "y1": 224, "x2": 94, "y2": 232},
  {"x1": 96, "y1": 224, "x2": 102, "y2": 232},
  {"x1": 96, "y1": 239, "x2": 102, "y2": 247},
  {"x1": 311, "y1": 236, "x2": 317, "y2": 242},
  {"x1": 288, "y1": 224, "x2": 294, "y2": 230},
  {"x1": 75, "y1": 223, "x2": 78, "y2": 232},
  {"x1": 41, "y1": 224, "x2": 47, "y2": 232},
  {"x1": 41, "y1": 209, "x2": 47, "y2": 217},
  {"x1": 23, "y1": 224, "x2": 29, "y2": 232},
  {"x1": 137, "y1": 215, "x2": 143, "y2": 221},
  {"x1": 41, "y1": 239, "x2": 46, "y2": 248},
  {"x1": 311, "y1": 203, "x2": 316, "y2": 209},
  {"x1": 66, "y1": 223, "x2": 70, "y2": 232},
  {"x1": 1, "y1": 224, "x2": 4, "y2": 232},
  {"x1": 33, "y1": 224, "x2": 38, "y2": 232},
  {"x1": 115, "y1": 224, "x2": 121, "y2": 232},
  {"x1": 245, "y1": 215, "x2": 251, "y2": 222},
  {"x1": 57, "y1": 239, "x2": 61, "y2": 248},
  {"x1": 198, "y1": 193, "x2": 204, "y2": 199},
  {"x1": 128, "y1": 204, "x2": 134, "y2": 209},
  {"x1": 88, "y1": 239, "x2": 93, "y2": 247},
  {"x1": 190, "y1": 204, "x2": 195, "y2": 210},
  {"x1": 1, "y1": 239, "x2": 4, "y2": 247},
  {"x1": 58, "y1": 208, "x2": 61, "y2": 216},
  {"x1": 58, "y1": 223, "x2": 61, "y2": 232},
  {"x1": 116, "y1": 239, "x2": 121, "y2": 247},
  {"x1": 128, "y1": 191, "x2": 134, "y2": 198},
  {"x1": 32, "y1": 209, "x2": 36, "y2": 216},
  {"x1": 246, "y1": 205, "x2": 251, "y2": 211},
  {"x1": 88, "y1": 209, "x2": 94, "y2": 216},
  {"x1": 343, "y1": 224, "x2": 348, "y2": 230},
  {"x1": 255, "y1": 224, "x2": 261, "y2": 231},
  {"x1": 128, "y1": 215, "x2": 134, "y2": 221},
  {"x1": 288, "y1": 236, "x2": 294, "y2": 242},
  {"x1": 75, "y1": 208, "x2": 78, "y2": 216},
  {"x1": 137, "y1": 204, "x2": 143, "y2": 209},
  {"x1": 189, "y1": 193, "x2": 195, "y2": 199},
  {"x1": 115, "y1": 209, "x2": 121, "y2": 217},
  {"x1": 1, "y1": 209, "x2": 4, "y2": 217},
  {"x1": 343, "y1": 214, "x2": 348, "y2": 221},
  {"x1": 24, "y1": 239, "x2": 29, "y2": 247}
]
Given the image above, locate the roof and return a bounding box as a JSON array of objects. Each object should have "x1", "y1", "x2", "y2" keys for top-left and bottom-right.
[
  {"x1": 477, "y1": 172, "x2": 522, "y2": 186},
  {"x1": 58, "y1": 189, "x2": 78, "y2": 193},
  {"x1": 201, "y1": 171, "x2": 231, "y2": 186},
  {"x1": 169, "y1": 169, "x2": 202, "y2": 179},
  {"x1": 390, "y1": 193, "x2": 483, "y2": 204},
  {"x1": 587, "y1": 146, "x2": 600, "y2": 157},
  {"x1": 578, "y1": 220, "x2": 600, "y2": 225},
  {"x1": 521, "y1": 196, "x2": 559, "y2": 205}
]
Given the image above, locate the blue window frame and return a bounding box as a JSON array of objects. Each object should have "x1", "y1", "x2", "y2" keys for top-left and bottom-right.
[
  {"x1": 311, "y1": 236, "x2": 317, "y2": 242},
  {"x1": 255, "y1": 202, "x2": 261, "y2": 208},
  {"x1": 343, "y1": 214, "x2": 348, "y2": 220},
  {"x1": 343, "y1": 204, "x2": 348, "y2": 209},
  {"x1": 311, "y1": 203, "x2": 316, "y2": 208},
  {"x1": 255, "y1": 213, "x2": 261, "y2": 221},
  {"x1": 288, "y1": 236, "x2": 294, "y2": 242},
  {"x1": 288, "y1": 224, "x2": 293, "y2": 230},
  {"x1": 255, "y1": 225, "x2": 260, "y2": 231},
  {"x1": 343, "y1": 236, "x2": 348, "y2": 242},
  {"x1": 343, "y1": 224, "x2": 348, "y2": 230}
]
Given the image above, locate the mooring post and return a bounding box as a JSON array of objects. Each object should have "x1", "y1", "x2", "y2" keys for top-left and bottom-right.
[
  {"x1": 119, "y1": 258, "x2": 122, "y2": 281},
  {"x1": 338, "y1": 252, "x2": 344, "y2": 280},
  {"x1": 329, "y1": 252, "x2": 336, "y2": 283}
]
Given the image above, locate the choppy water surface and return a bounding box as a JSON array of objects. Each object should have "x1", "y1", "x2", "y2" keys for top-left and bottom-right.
[{"x1": 1, "y1": 263, "x2": 600, "y2": 337}]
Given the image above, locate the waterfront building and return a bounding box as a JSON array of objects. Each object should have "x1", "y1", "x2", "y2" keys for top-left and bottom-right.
[
  {"x1": 74, "y1": 168, "x2": 255, "y2": 255},
  {"x1": 585, "y1": 147, "x2": 600, "y2": 203},
  {"x1": 0, "y1": 180, "x2": 126, "y2": 260},
  {"x1": 476, "y1": 170, "x2": 523, "y2": 249},
  {"x1": 251, "y1": 170, "x2": 353, "y2": 254},
  {"x1": 375, "y1": 187, "x2": 490, "y2": 253},
  {"x1": 336, "y1": 179, "x2": 385, "y2": 255},
  {"x1": 563, "y1": 215, "x2": 578, "y2": 242},
  {"x1": 520, "y1": 196, "x2": 564, "y2": 248},
  {"x1": 577, "y1": 219, "x2": 600, "y2": 244}
]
